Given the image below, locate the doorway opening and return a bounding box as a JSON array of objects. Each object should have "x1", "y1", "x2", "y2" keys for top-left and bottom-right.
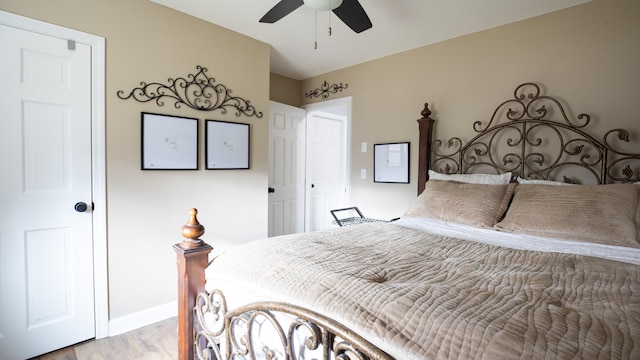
[{"x1": 267, "y1": 97, "x2": 351, "y2": 236}]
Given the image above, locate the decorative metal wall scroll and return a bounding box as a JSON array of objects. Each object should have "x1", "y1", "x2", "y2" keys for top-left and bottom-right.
[
  {"x1": 305, "y1": 80, "x2": 348, "y2": 99},
  {"x1": 117, "y1": 66, "x2": 263, "y2": 118}
]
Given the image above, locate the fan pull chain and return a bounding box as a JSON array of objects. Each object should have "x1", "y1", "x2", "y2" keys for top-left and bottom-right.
[
  {"x1": 328, "y1": 0, "x2": 333, "y2": 36},
  {"x1": 314, "y1": 10, "x2": 318, "y2": 49}
]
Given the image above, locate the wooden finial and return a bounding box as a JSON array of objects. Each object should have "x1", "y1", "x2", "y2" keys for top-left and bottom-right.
[
  {"x1": 179, "y1": 208, "x2": 205, "y2": 249},
  {"x1": 421, "y1": 103, "x2": 432, "y2": 119}
]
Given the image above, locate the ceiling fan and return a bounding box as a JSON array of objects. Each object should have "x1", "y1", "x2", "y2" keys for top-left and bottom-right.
[{"x1": 259, "y1": 0, "x2": 373, "y2": 33}]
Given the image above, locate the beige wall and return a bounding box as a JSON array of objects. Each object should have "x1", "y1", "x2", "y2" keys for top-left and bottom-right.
[
  {"x1": 270, "y1": 72, "x2": 302, "y2": 107},
  {"x1": 301, "y1": 0, "x2": 640, "y2": 220},
  {"x1": 0, "y1": 0, "x2": 270, "y2": 320}
]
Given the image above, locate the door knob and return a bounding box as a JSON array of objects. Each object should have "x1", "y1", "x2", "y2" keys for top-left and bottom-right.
[
  {"x1": 74, "y1": 202, "x2": 88, "y2": 212},
  {"x1": 268, "y1": 187, "x2": 275, "y2": 193}
]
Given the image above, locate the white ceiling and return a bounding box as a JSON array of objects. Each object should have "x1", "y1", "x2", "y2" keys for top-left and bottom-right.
[{"x1": 150, "y1": 0, "x2": 591, "y2": 80}]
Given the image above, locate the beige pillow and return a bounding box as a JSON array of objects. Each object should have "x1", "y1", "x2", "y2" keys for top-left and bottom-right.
[
  {"x1": 495, "y1": 184, "x2": 640, "y2": 248},
  {"x1": 404, "y1": 180, "x2": 516, "y2": 228},
  {"x1": 428, "y1": 169, "x2": 512, "y2": 185}
]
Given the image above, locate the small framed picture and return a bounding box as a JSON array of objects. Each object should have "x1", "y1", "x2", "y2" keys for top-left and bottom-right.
[
  {"x1": 141, "y1": 112, "x2": 198, "y2": 170},
  {"x1": 374, "y1": 142, "x2": 410, "y2": 183},
  {"x1": 205, "y1": 120, "x2": 250, "y2": 170}
]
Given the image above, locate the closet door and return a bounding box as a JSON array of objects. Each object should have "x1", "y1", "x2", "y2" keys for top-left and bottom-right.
[{"x1": 0, "y1": 23, "x2": 95, "y2": 360}]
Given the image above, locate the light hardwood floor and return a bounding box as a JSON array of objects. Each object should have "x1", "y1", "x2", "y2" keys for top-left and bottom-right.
[{"x1": 29, "y1": 317, "x2": 177, "y2": 360}]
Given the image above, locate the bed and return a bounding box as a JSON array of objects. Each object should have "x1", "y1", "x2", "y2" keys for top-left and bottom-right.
[{"x1": 174, "y1": 82, "x2": 640, "y2": 360}]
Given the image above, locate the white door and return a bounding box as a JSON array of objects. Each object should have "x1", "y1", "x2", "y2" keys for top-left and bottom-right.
[
  {"x1": 305, "y1": 110, "x2": 349, "y2": 231},
  {"x1": 0, "y1": 24, "x2": 95, "y2": 360},
  {"x1": 268, "y1": 101, "x2": 307, "y2": 236}
]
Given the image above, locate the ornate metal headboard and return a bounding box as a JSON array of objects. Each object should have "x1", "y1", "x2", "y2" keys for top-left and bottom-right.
[{"x1": 426, "y1": 83, "x2": 639, "y2": 187}]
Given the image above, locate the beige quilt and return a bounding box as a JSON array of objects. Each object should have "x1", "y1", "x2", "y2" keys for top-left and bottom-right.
[{"x1": 206, "y1": 222, "x2": 640, "y2": 359}]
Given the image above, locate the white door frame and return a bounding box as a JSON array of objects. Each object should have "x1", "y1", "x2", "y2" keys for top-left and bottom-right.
[
  {"x1": 303, "y1": 96, "x2": 352, "y2": 229},
  {"x1": 0, "y1": 10, "x2": 109, "y2": 339}
]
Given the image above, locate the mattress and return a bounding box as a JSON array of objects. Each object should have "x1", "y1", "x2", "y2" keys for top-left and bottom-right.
[{"x1": 205, "y1": 219, "x2": 640, "y2": 359}]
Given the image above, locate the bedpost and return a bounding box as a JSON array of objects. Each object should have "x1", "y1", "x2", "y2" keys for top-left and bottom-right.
[
  {"x1": 417, "y1": 103, "x2": 435, "y2": 195},
  {"x1": 174, "y1": 208, "x2": 212, "y2": 360}
]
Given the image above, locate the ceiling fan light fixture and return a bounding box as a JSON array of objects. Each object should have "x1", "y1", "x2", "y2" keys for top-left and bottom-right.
[
  {"x1": 260, "y1": 0, "x2": 371, "y2": 34},
  {"x1": 303, "y1": 0, "x2": 343, "y2": 11}
]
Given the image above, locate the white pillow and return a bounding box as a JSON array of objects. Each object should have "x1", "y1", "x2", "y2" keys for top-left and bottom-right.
[
  {"x1": 428, "y1": 169, "x2": 511, "y2": 185},
  {"x1": 516, "y1": 177, "x2": 570, "y2": 186}
]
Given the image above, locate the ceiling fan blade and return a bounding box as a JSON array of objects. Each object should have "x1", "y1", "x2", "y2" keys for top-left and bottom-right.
[
  {"x1": 260, "y1": 0, "x2": 305, "y2": 23},
  {"x1": 332, "y1": 0, "x2": 372, "y2": 33}
]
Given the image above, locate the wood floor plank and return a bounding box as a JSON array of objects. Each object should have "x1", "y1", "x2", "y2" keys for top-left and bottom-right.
[
  {"x1": 29, "y1": 317, "x2": 177, "y2": 360},
  {"x1": 36, "y1": 346, "x2": 77, "y2": 360}
]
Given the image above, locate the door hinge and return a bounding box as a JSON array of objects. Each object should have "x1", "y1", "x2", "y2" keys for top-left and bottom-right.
[{"x1": 67, "y1": 39, "x2": 76, "y2": 51}]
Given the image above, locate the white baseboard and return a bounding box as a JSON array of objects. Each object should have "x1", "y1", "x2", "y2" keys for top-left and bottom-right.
[{"x1": 108, "y1": 301, "x2": 177, "y2": 337}]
